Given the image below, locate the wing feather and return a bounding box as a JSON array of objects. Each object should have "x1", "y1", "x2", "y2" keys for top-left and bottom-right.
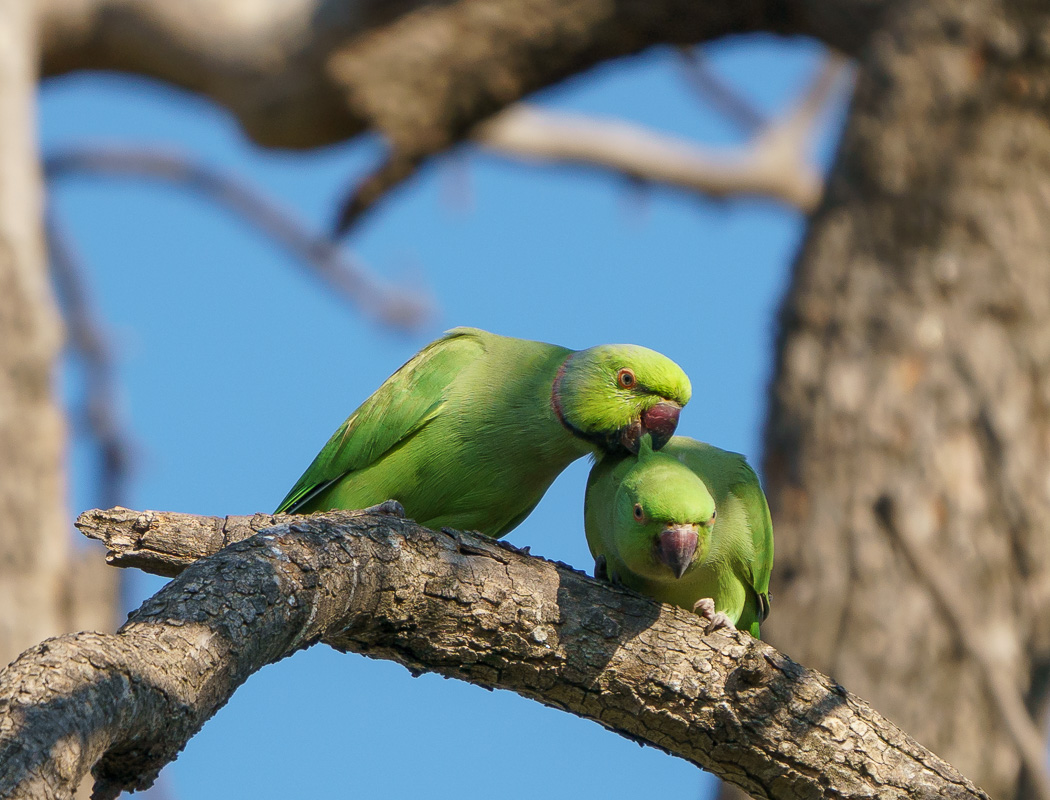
[
  {"x1": 731, "y1": 459, "x2": 774, "y2": 620},
  {"x1": 275, "y1": 328, "x2": 486, "y2": 513}
]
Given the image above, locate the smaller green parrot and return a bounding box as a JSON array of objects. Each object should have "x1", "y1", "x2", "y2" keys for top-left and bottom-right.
[{"x1": 585, "y1": 435, "x2": 773, "y2": 637}]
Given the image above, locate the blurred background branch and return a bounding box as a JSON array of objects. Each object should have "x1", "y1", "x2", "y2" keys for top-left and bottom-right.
[
  {"x1": 475, "y1": 54, "x2": 848, "y2": 213},
  {"x1": 46, "y1": 208, "x2": 134, "y2": 510},
  {"x1": 45, "y1": 148, "x2": 432, "y2": 331},
  {"x1": 677, "y1": 47, "x2": 769, "y2": 136}
]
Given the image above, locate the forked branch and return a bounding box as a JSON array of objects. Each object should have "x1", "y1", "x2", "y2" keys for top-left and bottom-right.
[{"x1": 343, "y1": 52, "x2": 850, "y2": 228}]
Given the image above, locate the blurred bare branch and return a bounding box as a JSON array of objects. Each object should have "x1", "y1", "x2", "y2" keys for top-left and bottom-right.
[
  {"x1": 45, "y1": 148, "x2": 432, "y2": 330},
  {"x1": 677, "y1": 47, "x2": 767, "y2": 136},
  {"x1": 775, "y1": 52, "x2": 851, "y2": 151},
  {"x1": 410, "y1": 54, "x2": 850, "y2": 222},
  {"x1": 46, "y1": 210, "x2": 133, "y2": 510},
  {"x1": 475, "y1": 103, "x2": 821, "y2": 211},
  {"x1": 875, "y1": 496, "x2": 1050, "y2": 800}
]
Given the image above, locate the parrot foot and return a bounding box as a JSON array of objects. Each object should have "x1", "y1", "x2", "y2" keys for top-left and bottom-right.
[
  {"x1": 692, "y1": 597, "x2": 736, "y2": 634},
  {"x1": 362, "y1": 499, "x2": 405, "y2": 518}
]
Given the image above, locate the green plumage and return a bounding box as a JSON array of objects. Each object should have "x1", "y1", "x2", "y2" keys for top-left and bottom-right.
[
  {"x1": 585, "y1": 436, "x2": 773, "y2": 637},
  {"x1": 277, "y1": 327, "x2": 691, "y2": 538}
]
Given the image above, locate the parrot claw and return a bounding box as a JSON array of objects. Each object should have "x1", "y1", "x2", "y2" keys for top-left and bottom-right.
[
  {"x1": 692, "y1": 597, "x2": 736, "y2": 634},
  {"x1": 362, "y1": 499, "x2": 406, "y2": 518}
]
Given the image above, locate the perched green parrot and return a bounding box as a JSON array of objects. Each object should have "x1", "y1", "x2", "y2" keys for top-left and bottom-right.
[
  {"x1": 276, "y1": 327, "x2": 691, "y2": 538},
  {"x1": 585, "y1": 435, "x2": 773, "y2": 637}
]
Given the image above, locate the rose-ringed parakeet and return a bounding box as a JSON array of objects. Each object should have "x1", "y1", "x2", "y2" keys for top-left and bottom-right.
[
  {"x1": 585, "y1": 435, "x2": 773, "y2": 637},
  {"x1": 276, "y1": 327, "x2": 691, "y2": 538}
]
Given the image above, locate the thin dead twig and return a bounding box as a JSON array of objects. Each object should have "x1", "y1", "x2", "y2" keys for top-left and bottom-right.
[
  {"x1": 45, "y1": 147, "x2": 432, "y2": 330},
  {"x1": 46, "y1": 209, "x2": 134, "y2": 510},
  {"x1": 677, "y1": 46, "x2": 768, "y2": 136}
]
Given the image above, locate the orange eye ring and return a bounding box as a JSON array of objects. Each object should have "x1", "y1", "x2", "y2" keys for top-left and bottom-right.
[
  {"x1": 633, "y1": 503, "x2": 645, "y2": 521},
  {"x1": 617, "y1": 368, "x2": 636, "y2": 389}
]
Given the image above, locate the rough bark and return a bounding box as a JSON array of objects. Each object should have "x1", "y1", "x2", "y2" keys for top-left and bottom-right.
[
  {"x1": 0, "y1": 507, "x2": 991, "y2": 800},
  {"x1": 763, "y1": 2, "x2": 1050, "y2": 800},
  {"x1": 0, "y1": 0, "x2": 117, "y2": 670}
]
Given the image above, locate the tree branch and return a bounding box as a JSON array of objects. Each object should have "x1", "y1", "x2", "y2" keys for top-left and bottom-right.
[
  {"x1": 472, "y1": 51, "x2": 847, "y2": 214},
  {"x1": 340, "y1": 49, "x2": 851, "y2": 227},
  {"x1": 46, "y1": 209, "x2": 134, "y2": 508},
  {"x1": 44, "y1": 147, "x2": 431, "y2": 330},
  {"x1": 37, "y1": 0, "x2": 881, "y2": 230},
  {"x1": 677, "y1": 47, "x2": 768, "y2": 136},
  {"x1": 0, "y1": 506, "x2": 991, "y2": 799}
]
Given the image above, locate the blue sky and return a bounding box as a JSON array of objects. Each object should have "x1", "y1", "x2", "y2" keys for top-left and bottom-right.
[{"x1": 41, "y1": 34, "x2": 847, "y2": 800}]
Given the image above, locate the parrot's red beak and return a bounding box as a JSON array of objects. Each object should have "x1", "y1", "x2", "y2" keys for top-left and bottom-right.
[
  {"x1": 656, "y1": 523, "x2": 699, "y2": 579},
  {"x1": 641, "y1": 401, "x2": 681, "y2": 450},
  {"x1": 619, "y1": 401, "x2": 681, "y2": 454}
]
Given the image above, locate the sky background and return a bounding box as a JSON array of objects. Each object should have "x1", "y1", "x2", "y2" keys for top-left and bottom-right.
[{"x1": 40, "y1": 34, "x2": 848, "y2": 800}]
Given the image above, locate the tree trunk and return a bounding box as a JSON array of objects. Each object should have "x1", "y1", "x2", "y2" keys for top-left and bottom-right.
[
  {"x1": 0, "y1": 0, "x2": 116, "y2": 669},
  {"x1": 762, "y1": 2, "x2": 1050, "y2": 799}
]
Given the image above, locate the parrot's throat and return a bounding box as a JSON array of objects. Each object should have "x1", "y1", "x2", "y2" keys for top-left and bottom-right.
[
  {"x1": 551, "y1": 356, "x2": 621, "y2": 452},
  {"x1": 550, "y1": 358, "x2": 576, "y2": 433}
]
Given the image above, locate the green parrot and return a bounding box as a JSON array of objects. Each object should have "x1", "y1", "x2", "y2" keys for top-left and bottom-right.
[
  {"x1": 276, "y1": 327, "x2": 691, "y2": 538},
  {"x1": 585, "y1": 435, "x2": 773, "y2": 637}
]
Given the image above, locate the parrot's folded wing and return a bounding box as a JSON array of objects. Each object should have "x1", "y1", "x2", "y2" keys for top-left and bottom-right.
[
  {"x1": 734, "y1": 460, "x2": 774, "y2": 622},
  {"x1": 275, "y1": 328, "x2": 486, "y2": 513}
]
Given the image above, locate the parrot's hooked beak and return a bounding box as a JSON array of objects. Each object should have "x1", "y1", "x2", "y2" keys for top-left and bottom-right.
[
  {"x1": 620, "y1": 401, "x2": 682, "y2": 453},
  {"x1": 655, "y1": 523, "x2": 699, "y2": 579}
]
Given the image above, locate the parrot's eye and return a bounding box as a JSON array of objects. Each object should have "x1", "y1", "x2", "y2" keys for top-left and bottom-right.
[
  {"x1": 633, "y1": 503, "x2": 645, "y2": 521},
  {"x1": 708, "y1": 510, "x2": 717, "y2": 526},
  {"x1": 617, "y1": 368, "x2": 636, "y2": 389}
]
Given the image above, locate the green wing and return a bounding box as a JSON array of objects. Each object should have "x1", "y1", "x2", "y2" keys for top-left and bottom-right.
[
  {"x1": 275, "y1": 328, "x2": 486, "y2": 513},
  {"x1": 732, "y1": 459, "x2": 774, "y2": 636},
  {"x1": 583, "y1": 452, "x2": 625, "y2": 567}
]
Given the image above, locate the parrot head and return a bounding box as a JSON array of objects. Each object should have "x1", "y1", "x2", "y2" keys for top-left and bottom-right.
[
  {"x1": 552, "y1": 343, "x2": 691, "y2": 455},
  {"x1": 611, "y1": 437, "x2": 716, "y2": 581}
]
